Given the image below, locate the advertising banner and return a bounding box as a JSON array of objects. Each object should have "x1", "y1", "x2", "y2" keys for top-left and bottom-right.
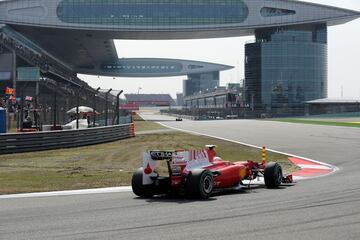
[{"x1": 120, "y1": 103, "x2": 139, "y2": 110}]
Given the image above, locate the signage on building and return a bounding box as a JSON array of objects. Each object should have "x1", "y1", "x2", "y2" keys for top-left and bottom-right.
[
  {"x1": 17, "y1": 67, "x2": 40, "y2": 82},
  {"x1": 120, "y1": 103, "x2": 140, "y2": 110},
  {"x1": 101, "y1": 60, "x2": 183, "y2": 74}
]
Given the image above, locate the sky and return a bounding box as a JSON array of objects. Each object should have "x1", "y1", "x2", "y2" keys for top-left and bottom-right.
[{"x1": 79, "y1": 0, "x2": 360, "y2": 99}]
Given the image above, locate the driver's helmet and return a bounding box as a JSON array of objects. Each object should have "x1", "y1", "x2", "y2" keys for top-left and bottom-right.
[{"x1": 205, "y1": 144, "x2": 217, "y2": 150}]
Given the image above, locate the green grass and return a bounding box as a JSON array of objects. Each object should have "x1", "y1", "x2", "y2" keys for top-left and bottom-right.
[
  {"x1": 274, "y1": 118, "x2": 360, "y2": 128},
  {"x1": 133, "y1": 113, "x2": 166, "y2": 132},
  {"x1": 0, "y1": 131, "x2": 295, "y2": 194},
  {"x1": 134, "y1": 120, "x2": 166, "y2": 132}
]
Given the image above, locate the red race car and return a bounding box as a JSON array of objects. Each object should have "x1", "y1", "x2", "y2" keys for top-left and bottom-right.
[{"x1": 132, "y1": 145, "x2": 293, "y2": 199}]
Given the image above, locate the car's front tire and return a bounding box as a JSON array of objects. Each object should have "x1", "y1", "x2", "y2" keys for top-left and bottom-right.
[{"x1": 264, "y1": 162, "x2": 283, "y2": 188}]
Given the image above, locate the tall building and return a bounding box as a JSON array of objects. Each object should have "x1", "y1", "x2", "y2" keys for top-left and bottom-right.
[
  {"x1": 245, "y1": 24, "x2": 328, "y2": 114},
  {"x1": 183, "y1": 71, "x2": 220, "y2": 97},
  {"x1": 176, "y1": 93, "x2": 184, "y2": 106}
]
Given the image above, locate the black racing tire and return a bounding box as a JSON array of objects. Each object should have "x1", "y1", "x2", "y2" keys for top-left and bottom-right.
[
  {"x1": 131, "y1": 167, "x2": 155, "y2": 198},
  {"x1": 264, "y1": 162, "x2": 283, "y2": 188},
  {"x1": 185, "y1": 169, "x2": 214, "y2": 199}
]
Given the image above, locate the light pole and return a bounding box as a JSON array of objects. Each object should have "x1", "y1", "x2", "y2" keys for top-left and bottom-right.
[
  {"x1": 53, "y1": 90, "x2": 57, "y2": 129},
  {"x1": 116, "y1": 90, "x2": 124, "y2": 125},
  {"x1": 20, "y1": 89, "x2": 24, "y2": 131},
  {"x1": 93, "y1": 87, "x2": 101, "y2": 127},
  {"x1": 20, "y1": 82, "x2": 30, "y2": 131},
  {"x1": 34, "y1": 93, "x2": 40, "y2": 129},
  {"x1": 105, "y1": 88, "x2": 112, "y2": 126},
  {"x1": 76, "y1": 85, "x2": 84, "y2": 129}
]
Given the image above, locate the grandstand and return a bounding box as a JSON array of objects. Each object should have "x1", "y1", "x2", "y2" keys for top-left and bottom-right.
[{"x1": 125, "y1": 94, "x2": 175, "y2": 107}]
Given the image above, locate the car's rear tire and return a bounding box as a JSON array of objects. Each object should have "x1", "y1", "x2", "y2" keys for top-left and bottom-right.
[
  {"x1": 186, "y1": 169, "x2": 214, "y2": 199},
  {"x1": 131, "y1": 167, "x2": 155, "y2": 198},
  {"x1": 264, "y1": 162, "x2": 283, "y2": 188}
]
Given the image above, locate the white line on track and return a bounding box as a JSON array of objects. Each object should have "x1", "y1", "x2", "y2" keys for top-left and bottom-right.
[
  {"x1": 297, "y1": 164, "x2": 332, "y2": 170},
  {"x1": 0, "y1": 186, "x2": 132, "y2": 199}
]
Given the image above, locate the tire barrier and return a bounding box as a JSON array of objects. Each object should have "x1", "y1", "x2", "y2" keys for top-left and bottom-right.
[
  {"x1": 129, "y1": 123, "x2": 135, "y2": 137},
  {"x1": 0, "y1": 124, "x2": 134, "y2": 154}
]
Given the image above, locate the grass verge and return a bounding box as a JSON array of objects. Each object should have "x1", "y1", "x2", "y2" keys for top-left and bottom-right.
[
  {"x1": 274, "y1": 118, "x2": 360, "y2": 128},
  {"x1": 134, "y1": 120, "x2": 166, "y2": 132},
  {"x1": 134, "y1": 113, "x2": 166, "y2": 132},
  {"x1": 0, "y1": 131, "x2": 295, "y2": 194}
]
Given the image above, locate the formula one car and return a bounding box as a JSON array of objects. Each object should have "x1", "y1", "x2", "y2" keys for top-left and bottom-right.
[{"x1": 132, "y1": 146, "x2": 293, "y2": 199}]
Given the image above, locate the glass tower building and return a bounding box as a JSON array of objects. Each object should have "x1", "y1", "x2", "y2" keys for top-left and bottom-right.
[
  {"x1": 245, "y1": 24, "x2": 328, "y2": 115},
  {"x1": 183, "y1": 72, "x2": 220, "y2": 97}
]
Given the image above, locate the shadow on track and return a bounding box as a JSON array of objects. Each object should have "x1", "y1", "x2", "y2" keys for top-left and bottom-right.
[
  {"x1": 132, "y1": 184, "x2": 294, "y2": 203},
  {"x1": 132, "y1": 186, "x2": 247, "y2": 203},
  {"x1": 133, "y1": 195, "x2": 217, "y2": 204}
]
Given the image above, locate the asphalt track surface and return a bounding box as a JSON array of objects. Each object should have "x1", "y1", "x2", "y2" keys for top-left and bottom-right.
[{"x1": 1, "y1": 113, "x2": 360, "y2": 240}]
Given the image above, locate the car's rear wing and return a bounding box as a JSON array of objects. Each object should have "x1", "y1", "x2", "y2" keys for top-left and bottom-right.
[
  {"x1": 142, "y1": 149, "x2": 212, "y2": 184},
  {"x1": 149, "y1": 151, "x2": 174, "y2": 160}
]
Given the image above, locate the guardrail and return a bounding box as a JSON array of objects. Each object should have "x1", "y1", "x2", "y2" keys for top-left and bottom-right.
[{"x1": 0, "y1": 124, "x2": 135, "y2": 154}]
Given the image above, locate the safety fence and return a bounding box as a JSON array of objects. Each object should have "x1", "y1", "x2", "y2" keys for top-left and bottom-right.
[
  {"x1": 5, "y1": 110, "x2": 132, "y2": 131},
  {"x1": 0, "y1": 123, "x2": 135, "y2": 154}
]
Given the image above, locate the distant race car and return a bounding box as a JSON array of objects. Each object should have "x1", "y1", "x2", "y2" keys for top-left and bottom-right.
[
  {"x1": 132, "y1": 145, "x2": 293, "y2": 199},
  {"x1": 175, "y1": 117, "x2": 183, "y2": 121}
]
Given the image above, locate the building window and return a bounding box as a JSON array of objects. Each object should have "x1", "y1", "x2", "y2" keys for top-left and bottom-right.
[
  {"x1": 260, "y1": 7, "x2": 296, "y2": 17},
  {"x1": 57, "y1": 0, "x2": 249, "y2": 26}
]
